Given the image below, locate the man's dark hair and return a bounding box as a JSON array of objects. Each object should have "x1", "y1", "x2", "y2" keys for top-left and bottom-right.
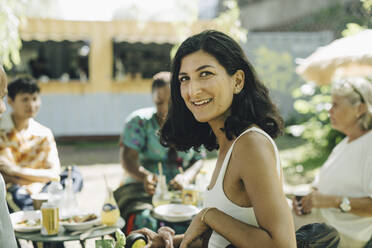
[
  {"x1": 7, "y1": 76, "x2": 40, "y2": 100},
  {"x1": 160, "y1": 30, "x2": 283, "y2": 151},
  {"x1": 151, "y1": 71, "x2": 171, "y2": 92}
]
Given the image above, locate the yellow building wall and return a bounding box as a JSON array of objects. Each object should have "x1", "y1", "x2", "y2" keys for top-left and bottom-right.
[{"x1": 20, "y1": 18, "x2": 216, "y2": 95}]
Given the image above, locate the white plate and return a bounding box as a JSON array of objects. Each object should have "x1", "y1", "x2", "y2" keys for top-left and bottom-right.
[
  {"x1": 153, "y1": 204, "x2": 200, "y2": 222},
  {"x1": 61, "y1": 215, "x2": 101, "y2": 232},
  {"x1": 10, "y1": 210, "x2": 41, "y2": 233}
]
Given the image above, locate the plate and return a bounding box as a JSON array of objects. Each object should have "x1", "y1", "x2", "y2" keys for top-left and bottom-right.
[
  {"x1": 10, "y1": 210, "x2": 41, "y2": 233},
  {"x1": 61, "y1": 214, "x2": 101, "y2": 232},
  {"x1": 153, "y1": 204, "x2": 200, "y2": 222}
]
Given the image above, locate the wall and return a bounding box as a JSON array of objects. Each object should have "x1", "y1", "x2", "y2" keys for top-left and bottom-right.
[{"x1": 239, "y1": 0, "x2": 355, "y2": 30}]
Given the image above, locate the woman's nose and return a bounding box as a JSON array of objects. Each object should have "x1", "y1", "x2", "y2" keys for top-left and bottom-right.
[{"x1": 188, "y1": 80, "x2": 202, "y2": 97}]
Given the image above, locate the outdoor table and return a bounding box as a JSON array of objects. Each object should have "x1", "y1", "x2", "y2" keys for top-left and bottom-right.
[{"x1": 15, "y1": 217, "x2": 125, "y2": 248}]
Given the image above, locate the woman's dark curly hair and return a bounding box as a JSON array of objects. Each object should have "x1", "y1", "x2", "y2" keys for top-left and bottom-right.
[{"x1": 160, "y1": 30, "x2": 283, "y2": 151}]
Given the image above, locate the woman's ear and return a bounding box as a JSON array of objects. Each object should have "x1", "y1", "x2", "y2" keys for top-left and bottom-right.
[
  {"x1": 233, "y1": 70, "x2": 245, "y2": 94},
  {"x1": 357, "y1": 102, "x2": 367, "y2": 118}
]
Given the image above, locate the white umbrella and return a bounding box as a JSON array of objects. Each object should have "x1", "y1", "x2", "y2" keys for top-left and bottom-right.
[{"x1": 296, "y1": 29, "x2": 372, "y2": 85}]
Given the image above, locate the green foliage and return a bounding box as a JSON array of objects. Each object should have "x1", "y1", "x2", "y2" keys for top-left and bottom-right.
[
  {"x1": 342, "y1": 0, "x2": 372, "y2": 36},
  {"x1": 278, "y1": 1, "x2": 370, "y2": 38},
  {"x1": 286, "y1": 84, "x2": 345, "y2": 171},
  {"x1": 342, "y1": 23, "x2": 367, "y2": 37},
  {"x1": 253, "y1": 46, "x2": 302, "y2": 94},
  {"x1": 115, "y1": 229, "x2": 126, "y2": 248},
  {"x1": 0, "y1": 0, "x2": 25, "y2": 69},
  {"x1": 95, "y1": 229, "x2": 126, "y2": 248},
  {"x1": 213, "y1": 0, "x2": 248, "y2": 43},
  {"x1": 362, "y1": 0, "x2": 372, "y2": 12},
  {"x1": 170, "y1": 0, "x2": 247, "y2": 59},
  {"x1": 254, "y1": 47, "x2": 301, "y2": 92}
]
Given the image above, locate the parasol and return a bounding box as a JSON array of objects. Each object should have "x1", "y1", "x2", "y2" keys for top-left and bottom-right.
[{"x1": 296, "y1": 29, "x2": 372, "y2": 85}]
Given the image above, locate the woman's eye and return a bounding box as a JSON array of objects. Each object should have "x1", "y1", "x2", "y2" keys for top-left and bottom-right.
[
  {"x1": 179, "y1": 76, "x2": 189, "y2": 83},
  {"x1": 200, "y1": 71, "x2": 212, "y2": 77}
]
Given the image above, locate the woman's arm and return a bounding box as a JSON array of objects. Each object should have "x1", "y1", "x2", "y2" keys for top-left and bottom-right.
[
  {"x1": 201, "y1": 133, "x2": 296, "y2": 248},
  {"x1": 298, "y1": 190, "x2": 372, "y2": 216},
  {"x1": 0, "y1": 152, "x2": 59, "y2": 183}
]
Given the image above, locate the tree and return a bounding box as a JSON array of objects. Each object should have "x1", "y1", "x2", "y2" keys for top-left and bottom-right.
[
  {"x1": 0, "y1": 0, "x2": 26, "y2": 69},
  {"x1": 342, "y1": 0, "x2": 372, "y2": 36},
  {"x1": 285, "y1": 0, "x2": 371, "y2": 178}
]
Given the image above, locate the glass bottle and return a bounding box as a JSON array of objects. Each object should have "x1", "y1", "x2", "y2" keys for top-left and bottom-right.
[
  {"x1": 101, "y1": 174, "x2": 120, "y2": 226},
  {"x1": 60, "y1": 166, "x2": 78, "y2": 217},
  {"x1": 195, "y1": 170, "x2": 210, "y2": 208},
  {"x1": 152, "y1": 175, "x2": 170, "y2": 207},
  {"x1": 47, "y1": 176, "x2": 64, "y2": 207}
]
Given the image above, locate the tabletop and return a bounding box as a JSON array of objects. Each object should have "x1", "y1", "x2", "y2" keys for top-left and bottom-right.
[{"x1": 15, "y1": 217, "x2": 125, "y2": 242}]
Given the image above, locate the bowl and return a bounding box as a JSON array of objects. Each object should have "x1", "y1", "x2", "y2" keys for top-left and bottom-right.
[
  {"x1": 153, "y1": 204, "x2": 200, "y2": 222},
  {"x1": 10, "y1": 210, "x2": 41, "y2": 233},
  {"x1": 61, "y1": 214, "x2": 100, "y2": 232}
]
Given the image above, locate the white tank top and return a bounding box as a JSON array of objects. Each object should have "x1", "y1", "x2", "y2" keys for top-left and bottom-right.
[{"x1": 203, "y1": 127, "x2": 282, "y2": 248}]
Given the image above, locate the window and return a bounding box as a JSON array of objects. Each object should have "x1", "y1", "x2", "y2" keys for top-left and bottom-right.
[
  {"x1": 113, "y1": 41, "x2": 172, "y2": 81},
  {"x1": 6, "y1": 40, "x2": 90, "y2": 82}
]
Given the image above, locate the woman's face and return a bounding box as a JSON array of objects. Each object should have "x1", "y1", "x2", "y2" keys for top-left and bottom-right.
[
  {"x1": 178, "y1": 50, "x2": 243, "y2": 124},
  {"x1": 329, "y1": 94, "x2": 360, "y2": 133}
]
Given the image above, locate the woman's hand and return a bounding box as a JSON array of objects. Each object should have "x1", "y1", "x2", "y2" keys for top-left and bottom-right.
[
  {"x1": 132, "y1": 228, "x2": 165, "y2": 248},
  {"x1": 180, "y1": 208, "x2": 210, "y2": 248},
  {"x1": 293, "y1": 190, "x2": 338, "y2": 215},
  {"x1": 144, "y1": 174, "x2": 157, "y2": 195},
  {"x1": 158, "y1": 226, "x2": 175, "y2": 248}
]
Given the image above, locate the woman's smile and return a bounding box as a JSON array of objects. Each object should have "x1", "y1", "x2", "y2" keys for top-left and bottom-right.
[{"x1": 191, "y1": 98, "x2": 213, "y2": 106}]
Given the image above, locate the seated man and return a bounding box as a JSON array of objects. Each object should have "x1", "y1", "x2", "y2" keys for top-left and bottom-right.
[
  {"x1": 115, "y1": 72, "x2": 205, "y2": 234},
  {"x1": 0, "y1": 76, "x2": 81, "y2": 212}
]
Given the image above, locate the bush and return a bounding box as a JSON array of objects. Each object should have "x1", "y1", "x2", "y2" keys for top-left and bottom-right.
[{"x1": 285, "y1": 83, "x2": 344, "y2": 171}]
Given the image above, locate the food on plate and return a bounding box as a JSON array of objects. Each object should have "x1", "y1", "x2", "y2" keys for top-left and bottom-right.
[
  {"x1": 16, "y1": 219, "x2": 41, "y2": 227},
  {"x1": 61, "y1": 213, "x2": 98, "y2": 223}
]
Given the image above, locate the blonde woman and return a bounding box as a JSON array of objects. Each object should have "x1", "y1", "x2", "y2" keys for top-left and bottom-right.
[{"x1": 293, "y1": 77, "x2": 372, "y2": 248}]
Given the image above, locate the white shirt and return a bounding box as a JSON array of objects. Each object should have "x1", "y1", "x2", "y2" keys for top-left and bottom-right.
[{"x1": 313, "y1": 130, "x2": 372, "y2": 242}]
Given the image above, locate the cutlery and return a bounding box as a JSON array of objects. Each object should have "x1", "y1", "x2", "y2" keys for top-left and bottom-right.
[{"x1": 79, "y1": 224, "x2": 108, "y2": 240}]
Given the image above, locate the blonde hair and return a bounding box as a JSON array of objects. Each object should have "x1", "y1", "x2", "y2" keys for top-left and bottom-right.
[{"x1": 331, "y1": 77, "x2": 372, "y2": 130}]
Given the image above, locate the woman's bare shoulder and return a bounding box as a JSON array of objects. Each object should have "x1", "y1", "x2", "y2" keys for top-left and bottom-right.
[{"x1": 231, "y1": 130, "x2": 276, "y2": 173}]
